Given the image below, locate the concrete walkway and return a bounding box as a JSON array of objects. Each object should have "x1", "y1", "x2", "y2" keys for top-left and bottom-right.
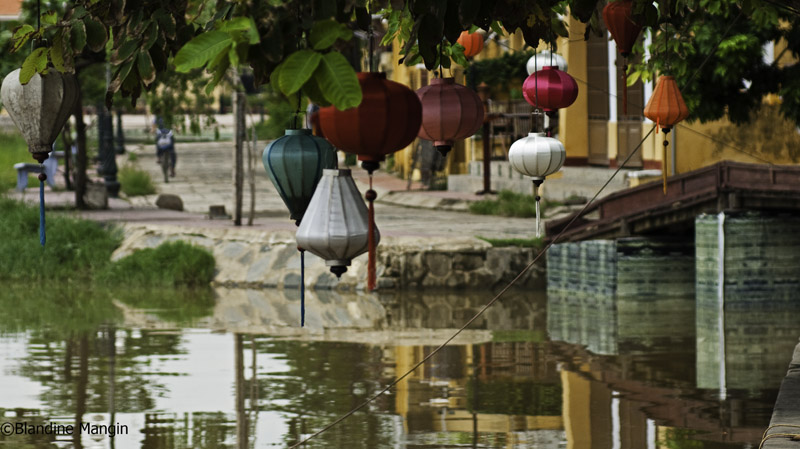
[{"x1": 8, "y1": 140, "x2": 545, "y2": 240}]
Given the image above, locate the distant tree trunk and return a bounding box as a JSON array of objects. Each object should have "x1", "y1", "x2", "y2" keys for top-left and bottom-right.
[
  {"x1": 73, "y1": 81, "x2": 88, "y2": 210},
  {"x1": 233, "y1": 90, "x2": 245, "y2": 226},
  {"x1": 60, "y1": 120, "x2": 73, "y2": 190},
  {"x1": 248, "y1": 115, "x2": 256, "y2": 226}
]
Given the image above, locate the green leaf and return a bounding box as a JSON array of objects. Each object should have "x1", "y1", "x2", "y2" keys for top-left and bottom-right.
[
  {"x1": 302, "y1": 73, "x2": 332, "y2": 107},
  {"x1": 207, "y1": 43, "x2": 232, "y2": 70},
  {"x1": 41, "y1": 10, "x2": 57, "y2": 26},
  {"x1": 19, "y1": 47, "x2": 48, "y2": 84},
  {"x1": 84, "y1": 18, "x2": 108, "y2": 53},
  {"x1": 70, "y1": 22, "x2": 87, "y2": 53},
  {"x1": 309, "y1": 19, "x2": 352, "y2": 50},
  {"x1": 278, "y1": 49, "x2": 323, "y2": 96},
  {"x1": 49, "y1": 32, "x2": 66, "y2": 72},
  {"x1": 490, "y1": 21, "x2": 504, "y2": 36},
  {"x1": 137, "y1": 50, "x2": 156, "y2": 85},
  {"x1": 112, "y1": 39, "x2": 139, "y2": 64},
  {"x1": 173, "y1": 31, "x2": 233, "y2": 73},
  {"x1": 11, "y1": 24, "x2": 35, "y2": 53},
  {"x1": 314, "y1": 52, "x2": 361, "y2": 110},
  {"x1": 216, "y1": 17, "x2": 252, "y2": 32},
  {"x1": 142, "y1": 21, "x2": 158, "y2": 49},
  {"x1": 205, "y1": 57, "x2": 230, "y2": 95}
]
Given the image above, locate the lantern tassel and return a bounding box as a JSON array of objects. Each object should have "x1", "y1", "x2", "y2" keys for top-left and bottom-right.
[
  {"x1": 300, "y1": 248, "x2": 305, "y2": 326},
  {"x1": 533, "y1": 181, "x2": 542, "y2": 238},
  {"x1": 662, "y1": 134, "x2": 669, "y2": 195},
  {"x1": 366, "y1": 175, "x2": 377, "y2": 292},
  {"x1": 39, "y1": 169, "x2": 46, "y2": 247},
  {"x1": 622, "y1": 62, "x2": 628, "y2": 116}
]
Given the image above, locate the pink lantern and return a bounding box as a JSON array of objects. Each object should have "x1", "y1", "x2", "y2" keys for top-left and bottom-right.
[
  {"x1": 522, "y1": 66, "x2": 579, "y2": 112},
  {"x1": 416, "y1": 77, "x2": 484, "y2": 156}
]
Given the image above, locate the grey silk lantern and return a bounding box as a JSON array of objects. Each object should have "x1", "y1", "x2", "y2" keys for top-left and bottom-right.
[
  {"x1": 296, "y1": 168, "x2": 380, "y2": 278},
  {"x1": 1, "y1": 69, "x2": 78, "y2": 163},
  {"x1": 1, "y1": 68, "x2": 78, "y2": 247}
]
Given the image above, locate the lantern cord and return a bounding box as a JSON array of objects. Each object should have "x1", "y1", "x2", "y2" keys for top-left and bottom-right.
[
  {"x1": 366, "y1": 175, "x2": 377, "y2": 291},
  {"x1": 300, "y1": 248, "x2": 305, "y2": 326},
  {"x1": 622, "y1": 61, "x2": 628, "y2": 115},
  {"x1": 39, "y1": 169, "x2": 46, "y2": 247},
  {"x1": 533, "y1": 181, "x2": 542, "y2": 238},
  {"x1": 368, "y1": 6, "x2": 374, "y2": 72}
]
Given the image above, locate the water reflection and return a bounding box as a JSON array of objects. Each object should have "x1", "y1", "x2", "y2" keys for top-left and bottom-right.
[{"x1": 0, "y1": 277, "x2": 798, "y2": 448}]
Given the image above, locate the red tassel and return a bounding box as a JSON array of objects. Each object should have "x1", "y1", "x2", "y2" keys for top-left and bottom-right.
[
  {"x1": 366, "y1": 176, "x2": 377, "y2": 291},
  {"x1": 622, "y1": 62, "x2": 628, "y2": 116}
]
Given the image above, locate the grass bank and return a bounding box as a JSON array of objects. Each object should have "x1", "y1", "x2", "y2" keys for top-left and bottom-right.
[
  {"x1": 469, "y1": 190, "x2": 559, "y2": 218},
  {"x1": 0, "y1": 198, "x2": 215, "y2": 287}
]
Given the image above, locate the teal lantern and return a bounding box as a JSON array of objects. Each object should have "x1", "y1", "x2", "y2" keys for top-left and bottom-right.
[{"x1": 262, "y1": 129, "x2": 337, "y2": 225}]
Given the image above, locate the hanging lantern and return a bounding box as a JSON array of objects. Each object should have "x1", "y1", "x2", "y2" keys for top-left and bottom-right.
[
  {"x1": 603, "y1": 0, "x2": 643, "y2": 115},
  {"x1": 319, "y1": 72, "x2": 421, "y2": 172},
  {"x1": 416, "y1": 77, "x2": 484, "y2": 156},
  {"x1": 318, "y1": 72, "x2": 420, "y2": 291},
  {"x1": 1, "y1": 68, "x2": 78, "y2": 247},
  {"x1": 508, "y1": 132, "x2": 566, "y2": 237},
  {"x1": 522, "y1": 66, "x2": 579, "y2": 112},
  {"x1": 262, "y1": 129, "x2": 337, "y2": 225},
  {"x1": 457, "y1": 30, "x2": 484, "y2": 59},
  {"x1": 644, "y1": 75, "x2": 689, "y2": 195},
  {"x1": 297, "y1": 168, "x2": 378, "y2": 277},
  {"x1": 526, "y1": 50, "x2": 567, "y2": 75},
  {"x1": 1, "y1": 69, "x2": 78, "y2": 162}
]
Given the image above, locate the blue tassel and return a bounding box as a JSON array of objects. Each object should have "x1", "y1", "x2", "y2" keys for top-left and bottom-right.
[
  {"x1": 39, "y1": 178, "x2": 46, "y2": 247},
  {"x1": 300, "y1": 249, "x2": 305, "y2": 327}
]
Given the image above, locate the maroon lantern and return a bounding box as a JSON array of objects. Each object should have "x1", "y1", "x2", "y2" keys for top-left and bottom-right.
[
  {"x1": 603, "y1": 0, "x2": 643, "y2": 114},
  {"x1": 416, "y1": 77, "x2": 484, "y2": 156},
  {"x1": 522, "y1": 66, "x2": 579, "y2": 112},
  {"x1": 318, "y1": 72, "x2": 422, "y2": 292},
  {"x1": 319, "y1": 72, "x2": 422, "y2": 173}
]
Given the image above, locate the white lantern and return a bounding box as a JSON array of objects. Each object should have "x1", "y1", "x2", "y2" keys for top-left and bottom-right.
[
  {"x1": 526, "y1": 50, "x2": 568, "y2": 75},
  {"x1": 296, "y1": 168, "x2": 380, "y2": 277},
  {"x1": 1, "y1": 69, "x2": 78, "y2": 163},
  {"x1": 509, "y1": 132, "x2": 566, "y2": 181},
  {"x1": 508, "y1": 132, "x2": 566, "y2": 237}
]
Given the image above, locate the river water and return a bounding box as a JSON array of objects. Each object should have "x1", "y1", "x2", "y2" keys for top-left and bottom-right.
[{"x1": 1, "y1": 276, "x2": 798, "y2": 449}]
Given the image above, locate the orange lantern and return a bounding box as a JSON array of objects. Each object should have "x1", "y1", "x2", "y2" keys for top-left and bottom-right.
[
  {"x1": 643, "y1": 75, "x2": 689, "y2": 194},
  {"x1": 457, "y1": 31, "x2": 484, "y2": 58}
]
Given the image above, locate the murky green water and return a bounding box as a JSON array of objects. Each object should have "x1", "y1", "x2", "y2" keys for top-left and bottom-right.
[{"x1": 0, "y1": 281, "x2": 798, "y2": 448}]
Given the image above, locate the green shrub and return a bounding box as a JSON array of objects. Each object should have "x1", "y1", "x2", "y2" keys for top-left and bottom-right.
[
  {"x1": 0, "y1": 132, "x2": 32, "y2": 190},
  {"x1": 127, "y1": 152, "x2": 139, "y2": 162},
  {"x1": 99, "y1": 240, "x2": 215, "y2": 287},
  {"x1": 469, "y1": 190, "x2": 559, "y2": 218},
  {"x1": 0, "y1": 198, "x2": 122, "y2": 281},
  {"x1": 119, "y1": 164, "x2": 156, "y2": 196}
]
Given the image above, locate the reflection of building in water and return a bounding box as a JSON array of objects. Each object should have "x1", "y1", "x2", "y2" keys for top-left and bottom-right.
[
  {"x1": 390, "y1": 341, "x2": 566, "y2": 447},
  {"x1": 548, "y1": 238, "x2": 696, "y2": 355}
]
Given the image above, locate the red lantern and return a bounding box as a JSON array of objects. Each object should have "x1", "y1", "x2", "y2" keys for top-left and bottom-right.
[
  {"x1": 457, "y1": 30, "x2": 484, "y2": 58},
  {"x1": 416, "y1": 77, "x2": 484, "y2": 156},
  {"x1": 522, "y1": 66, "x2": 579, "y2": 112},
  {"x1": 643, "y1": 75, "x2": 689, "y2": 194},
  {"x1": 318, "y1": 72, "x2": 422, "y2": 292},
  {"x1": 319, "y1": 72, "x2": 421, "y2": 171},
  {"x1": 603, "y1": 0, "x2": 643, "y2": 115}
]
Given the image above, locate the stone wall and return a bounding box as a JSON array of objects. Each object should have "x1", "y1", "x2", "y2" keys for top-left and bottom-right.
[{"x1": 112, "y1": 224, "x2": 544, "y2": 291}]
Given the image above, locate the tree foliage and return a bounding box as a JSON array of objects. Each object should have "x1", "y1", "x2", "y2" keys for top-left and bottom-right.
[{"x1": 7, "y1": 0, "x2": 800, "y2": 126}]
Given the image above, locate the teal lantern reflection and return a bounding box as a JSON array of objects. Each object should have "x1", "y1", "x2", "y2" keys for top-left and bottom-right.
[{"x1": 262, "y1": 129, "x2": 337, "y2": 225}]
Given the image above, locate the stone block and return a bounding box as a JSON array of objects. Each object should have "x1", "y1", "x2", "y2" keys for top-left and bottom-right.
[{"x1": 156, "y1": 193, "x2": 183, "y2": 211}]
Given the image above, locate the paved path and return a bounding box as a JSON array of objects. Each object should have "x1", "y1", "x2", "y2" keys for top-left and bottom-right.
[{"x1": 11, "y1": 140, "x2": 541, "y2": 239}]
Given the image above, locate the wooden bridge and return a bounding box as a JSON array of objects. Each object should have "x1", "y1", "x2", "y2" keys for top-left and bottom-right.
[{"x1": 546, "y1": 161, "x2": 800, "y2": 242}]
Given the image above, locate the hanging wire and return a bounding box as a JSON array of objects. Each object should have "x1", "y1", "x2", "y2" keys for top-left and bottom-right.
[
  {"x1": 300, "y1": 249, "x2": 305, "y2": 326},
  {"x1": 287, "y1": 7, "x2": 747, "y2": 448},
  {"x1": 38, "y1": 170, "x2": 46, "y2": 246}
]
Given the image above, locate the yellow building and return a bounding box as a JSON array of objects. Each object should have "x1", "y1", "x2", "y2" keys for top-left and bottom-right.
[{"x1": 384, "y1": 12, "x2": 799, "y2": 181}]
